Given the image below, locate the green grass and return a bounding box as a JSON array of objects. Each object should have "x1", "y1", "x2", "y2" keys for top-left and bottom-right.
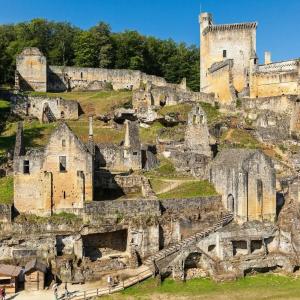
[
  {"x1": 29, "y1": 90, "x2": 132, "y2": 115},
  {"x1": 158, "y1": 180, "x2": 217, "y2": 199},
  {"x1": 0, "y1": 120, "x2": 56, "y2": 157},
  {"x1": 67, "y1": 120, "x2": 125, "y2": 144},
  {"x1": 145, "y1": 157, "x2": 176, "y2": 177},
  {"x1": 158, "y1": 103, "x2": 192, "y2": 121},
  {"x1": 0, "y1": 176, "x2": 13, "y2": 204},
  {"x1": 140, "y1": 122, "x2": 164, "y2": 144},
  {"x1": 200, "y1": 102, "x2": 221, "y2": 125},
  {"x1": 0, "y1": 99, "x2": 10, "y2": 110},
  {"x1": 220, "y1": 129, "x2": 261, "y2": 149},
  {"x1": 15, "y1": 211, "x2": 82, "y2": 225},
  {"x1": 100, "y1": 275, "x2": 300, "y2": 300}
]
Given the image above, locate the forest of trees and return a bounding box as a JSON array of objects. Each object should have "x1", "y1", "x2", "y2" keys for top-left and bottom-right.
[{"x1": 0, "y1": 19, "x2": 200, "y2": 91}]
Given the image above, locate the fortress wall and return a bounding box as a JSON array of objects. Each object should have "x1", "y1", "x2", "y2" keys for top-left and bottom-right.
[
  {"x1": 207, "y1": 64, "x2": 232, "y2": 104},
  {"x1": 48, "y1": 65, "x2": 173, "y2": 92},
  {"x1": 251, "y1": 71, "x2": 298, "y2": 98}
]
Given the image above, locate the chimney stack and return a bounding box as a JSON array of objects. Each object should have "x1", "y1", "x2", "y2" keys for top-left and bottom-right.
[{"x1": 264, "y1": 51, "x2": 272, "y2": 65}]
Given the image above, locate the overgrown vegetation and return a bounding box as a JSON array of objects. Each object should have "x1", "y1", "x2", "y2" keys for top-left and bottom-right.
[
  {"x1": 100, "y1": 275, "x2": 300, "y2": 300},
  {"x1": 220, "y1": 128, "x2": 261, "y2": 149},
  {"x1": 158, "y1": 103, "x2": 192, "y2": 121},
  {"x1": 0, "y1": 20, "x2": 200, "y2": 91},
  {"x1": 0, "y1": 176, "x2": 13, "y2": 204},
  {"x1": 157, "y1": 180, "x2": 217, "y2": 199},
  {"x1": 200, "y1": 102, "x2": 221, "y2": 125}
]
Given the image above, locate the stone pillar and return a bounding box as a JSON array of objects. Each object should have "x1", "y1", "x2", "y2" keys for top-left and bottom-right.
[
  {"x1": 74, "y1": 236, "x2": 83, "y2": 259},
  {"x1": 247, "y1": 240, "x2": 251, "y2": 255},
  {"x1": 172, "y1": 260, "x2": 185, "y2": 281}
]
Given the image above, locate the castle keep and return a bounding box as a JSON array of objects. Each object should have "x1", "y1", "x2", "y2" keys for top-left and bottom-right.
[{"x1": 199, "y1": 12, "x2": 300, "y2": 104}]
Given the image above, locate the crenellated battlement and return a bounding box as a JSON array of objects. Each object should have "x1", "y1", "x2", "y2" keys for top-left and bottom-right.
[{"x1": 202, "y1": 22, "x2": 257, "y2": 35}]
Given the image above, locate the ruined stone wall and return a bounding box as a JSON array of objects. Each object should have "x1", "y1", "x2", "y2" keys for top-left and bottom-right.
[
  {"x1": 42, "y1": 124, "x2": 93, "y2": 210},
  {"x1": 250, "y1": 62, "x2": 299, "y2": 98},
  {"x1": 241, "y1": 95, "x2": 300, "y2": 140},
  {"x1": 14, "y1": 124, "x2": 93, "y2": 215},
  {"x1": 16, "y1": 48, "x2": 47, "y2": 92},
  {"x1": 206, "y1": 61, "x2": 236, "y2": 104},
  {"x1": 132, "y1": 84, "x2": 215, "y2": 112},
  {"x1": 14, "y1": 150, "x2": 45, "y2": 213},
  {"x1": 12, "y1": 95, "x2": 79, "y2": 121},
  {"x1": 47, "y1": 65, "x2": 182, "y2": 92},
  {"x1": 210, "y1": 150, "x2": 276, "y2": 223}
]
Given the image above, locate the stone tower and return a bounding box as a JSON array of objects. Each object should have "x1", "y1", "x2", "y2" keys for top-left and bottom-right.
[
  {"x1": 15, "y1": 47, "x2": 47, "y2": 92},
  {"x1": 199, "y1": 12, "x2": 257, "y2": 103}
]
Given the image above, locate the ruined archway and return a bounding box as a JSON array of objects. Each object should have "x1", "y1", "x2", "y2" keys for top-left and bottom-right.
[{"x1": 183, "y1": 252, "x2": 202, "y2": 279}]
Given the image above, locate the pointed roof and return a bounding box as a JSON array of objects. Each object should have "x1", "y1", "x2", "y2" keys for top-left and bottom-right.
[{"x1": 47, "y1": 122, "x2": 91, "y2": 154}]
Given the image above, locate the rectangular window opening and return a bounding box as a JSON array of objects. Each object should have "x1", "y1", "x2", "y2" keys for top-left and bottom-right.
[
  {"x1": 59, "y1": 156, "x2": 67, "y2": 172},
  {"x1": 62, "y1": 139, "x2": 66, "y2": 147},
  {"x1": 23, "y1": 160, "x2": 30, "y2": 174},
  {"x1": 223, "y1": 50, "x2": 227, "y2": 58}
]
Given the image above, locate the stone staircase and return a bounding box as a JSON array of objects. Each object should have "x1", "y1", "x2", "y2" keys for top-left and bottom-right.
[
  {"x1": 64, "y1": 212, "x2": 233, "y2": 299},
  {"x1": 43, "y1": 106, "x2": 56, "y2": 123},
  {"x1": 143, "y1": 212, "x2": 233, "y2": 266}
]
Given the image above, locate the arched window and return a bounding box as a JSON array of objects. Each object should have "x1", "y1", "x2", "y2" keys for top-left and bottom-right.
[{"x1": 227, "y1": 194, "x2": 235, "y2": 213}]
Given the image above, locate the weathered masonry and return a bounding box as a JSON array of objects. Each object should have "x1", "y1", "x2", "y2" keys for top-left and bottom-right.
[
  {"x1": 210, "y1": 149, "x2": 276, "y2": 223},
  {"x1": 15, "y1": 47, "x2": 188, "y2": 93},
  {"x1": 199, "y1": 12, "x2": 300, "y2": 104},
  {"x1": 13, "y1": 122, "x2": 93, "y2": 216}
]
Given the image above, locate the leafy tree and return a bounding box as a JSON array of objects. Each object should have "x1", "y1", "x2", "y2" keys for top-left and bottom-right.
[{"x1": 0, "y1": 19, "x2": 200, "y2": 91}]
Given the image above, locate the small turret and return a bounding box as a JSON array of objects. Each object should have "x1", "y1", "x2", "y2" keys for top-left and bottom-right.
[{"x1": 199, "y1": 12, "x2": 213, "y2": 33}]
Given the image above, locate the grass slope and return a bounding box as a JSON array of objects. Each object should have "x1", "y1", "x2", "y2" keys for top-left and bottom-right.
[
  {"x1": 29, "y1": 90, "x2": 132, "y2": 115},
  {"x1": 157, "y1": 180, "x2": 217, "y2": 199},
  {"x1": 100, "y1": 275, "x2": 300, "y2": 300},
  {"x1": 0, "y1": 176, "x2": 13, "y2": 204}
]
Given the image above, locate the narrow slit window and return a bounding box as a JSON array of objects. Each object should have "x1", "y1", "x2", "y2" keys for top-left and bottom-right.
[
  {"x1": 62, "y1": 139, "x2": 66, "y2": 147},
  {"x1": 223, "y1": 50, "x2": 227, "y2": 58},
  {"x1": 59, "y1": 156, "x2": 67, "y2": 172},
  {"x1": 23, "y1": 160, "x2": 30, "y2": 174}
]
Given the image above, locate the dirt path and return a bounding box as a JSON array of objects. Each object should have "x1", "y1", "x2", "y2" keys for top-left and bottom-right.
[{"x1": 155, "y1": 178, "x2": 196, "y2": 194}]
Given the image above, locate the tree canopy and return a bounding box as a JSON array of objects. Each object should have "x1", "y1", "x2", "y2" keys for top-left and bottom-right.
[{"x1": 0, "y1": 19, "x2": 200, "y2": 91}]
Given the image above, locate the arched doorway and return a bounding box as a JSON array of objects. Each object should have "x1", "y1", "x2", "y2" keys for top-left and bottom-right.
[{"x1": 227, "y1": 194, "x2": 235, "y2": 213}]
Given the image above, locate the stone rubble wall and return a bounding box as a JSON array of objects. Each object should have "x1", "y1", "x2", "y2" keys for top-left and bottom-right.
[{"x1": 11, "y1": 94, "x2": 79, "y2": 121}]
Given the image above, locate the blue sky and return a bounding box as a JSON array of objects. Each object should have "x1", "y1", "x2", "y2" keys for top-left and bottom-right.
[{"x1": 0, "y1": 0, "x2": 299, "y2": 62}]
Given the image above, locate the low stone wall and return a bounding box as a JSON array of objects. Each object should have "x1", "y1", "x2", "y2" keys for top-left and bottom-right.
[
  {"x1": 84, "y1": 199, "x2": 161, "y2": 221},
  {"x1": 160, "y1": 195, "x2": 222, "y2": 213}
]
